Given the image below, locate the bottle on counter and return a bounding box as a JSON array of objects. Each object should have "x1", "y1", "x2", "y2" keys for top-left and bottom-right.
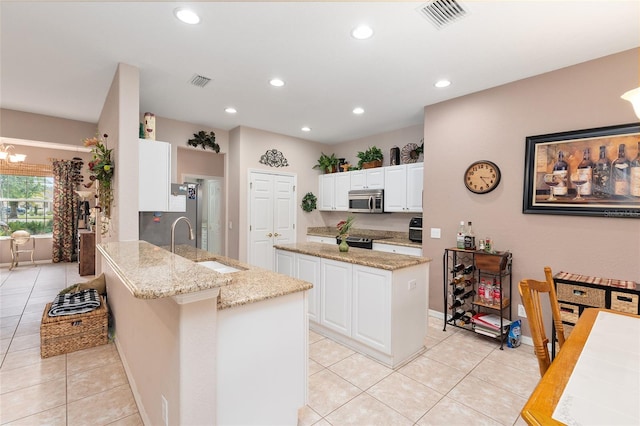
[
  {"x1": 631, "y1": 141, "x2": 640, "y2": 197},
  {"x1": 577, "y1": 147, "x2": 594, "y2": 196},
  {"x1": 612, "y1": 143, "x2": 631, "y2": 197},
  {"x1": 478, "y1": 279, "x2": 486, "y2": 304},
  {"x1": 552, "y1": 151, "x2": 569, "y2": 196},
  {"x1": 593, "y1": 145, "x2": 612, "y2": 198},
  {"x1": 464, "y1": 221, "x2": 476, "y2": 250},
  {"x1": 485, "y1": 280, "x2": 495, "y2": 305},
  {"x1": 456, "y1": 221, "x2": 466, "y2": 249},
  {"x1": 492, "y1": 278, "x2": 502, "y2": 307}
]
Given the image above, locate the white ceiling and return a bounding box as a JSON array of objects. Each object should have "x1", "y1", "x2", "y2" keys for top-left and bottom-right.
[{"x1": 1, "y1": 1, "x2": 639, "y2": 144}]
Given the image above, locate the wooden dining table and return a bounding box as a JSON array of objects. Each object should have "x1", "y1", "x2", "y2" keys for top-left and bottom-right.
[{"x1": 521, "y1": 308, "x2": 640, "y2": 426}]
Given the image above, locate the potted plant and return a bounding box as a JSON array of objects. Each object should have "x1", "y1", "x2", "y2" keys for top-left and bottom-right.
[
  {"x1": 357, "y1": 146, "x2": 384, "y2": 169},
  {"x1": 313, "y1": 152, "x2": 339, "y2": 173},
  {"x1": 187, "y1": 131, "x2": 220, "y2": 153}
]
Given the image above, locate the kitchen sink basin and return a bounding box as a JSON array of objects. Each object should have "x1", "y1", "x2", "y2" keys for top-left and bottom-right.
[{"x1": 196, "y1": 260, "x2": 244, "y2": 274}]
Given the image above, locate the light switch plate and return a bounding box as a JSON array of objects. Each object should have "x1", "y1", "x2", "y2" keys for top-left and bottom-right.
[{"x1": 430, "y1": 228, "x2": 441, "y2": 239}]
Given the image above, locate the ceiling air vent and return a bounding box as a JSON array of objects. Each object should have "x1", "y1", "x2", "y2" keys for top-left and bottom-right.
[
  {"x1": 189, "y1": 74, "x2": 212, "y2": 88},
  {"x1": 417, "y1": 0, "x2": 468, "y2": 30}
]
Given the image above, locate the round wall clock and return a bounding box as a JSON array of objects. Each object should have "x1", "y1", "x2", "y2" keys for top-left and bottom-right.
[{"x1": 464, "y1": 160, "x2": 501, "y2": 194}]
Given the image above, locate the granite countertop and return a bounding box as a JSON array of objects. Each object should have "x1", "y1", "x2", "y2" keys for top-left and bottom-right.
[
  {"x1": 306, "y1": 227, "x2": 422, "y2": 249},
  {"x1": 98, "y1": 241, "x2": 312, "y2": 310},
  {"x1": 274, "y1": 242, "x2": 430, "y2": 271}
]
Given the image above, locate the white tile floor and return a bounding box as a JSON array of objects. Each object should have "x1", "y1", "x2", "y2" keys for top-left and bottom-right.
[{"x1": 1, "y1": 263, "x2": 539, "y2": 425}]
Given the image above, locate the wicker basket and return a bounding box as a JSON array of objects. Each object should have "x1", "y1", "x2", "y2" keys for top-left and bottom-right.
[
  {"x1": 610, "y1": 291, "x2": 639, "y2": 314},
  {"x1": 40, "y1": 297, "x2": 108, "y2": 358}
]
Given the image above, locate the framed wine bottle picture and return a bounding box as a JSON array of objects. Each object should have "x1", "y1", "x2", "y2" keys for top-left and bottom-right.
[{"x1": 523, "y1": 122, "x2": 640, "y2": 218}]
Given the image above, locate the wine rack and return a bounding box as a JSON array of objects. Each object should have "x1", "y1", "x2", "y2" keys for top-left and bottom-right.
[{"x1": 443, "y1": 248, "x2": 513, "y2": 349}]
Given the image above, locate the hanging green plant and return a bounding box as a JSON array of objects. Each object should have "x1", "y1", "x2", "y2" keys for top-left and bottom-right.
[
  {"x1": 187, "y1": 131, "x2": 220, "y2": 153},
  {"x1": 301, "y1": 192, "x2": 317, "y2": 212}
]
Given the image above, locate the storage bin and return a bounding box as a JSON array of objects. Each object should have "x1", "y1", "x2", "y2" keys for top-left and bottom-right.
[
  {"x1": 556, "y1": 283, "x2": 605, "y2": 308},
  {"x1": 559, "y1": 302, "x2": 580, "y2": 324},
  {"x1": 40, "y1": 297, "x2": 108, "y2": 358},
  {"x1": 474, "y1": 251, "x2": 509, "y2": 273},
  {"x1": 610, "y1": 291, "x2": 639, "y2": 314}
]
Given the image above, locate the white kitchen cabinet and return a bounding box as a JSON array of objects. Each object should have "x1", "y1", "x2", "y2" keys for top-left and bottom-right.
[
  {"x1": 384, "y1": 163, "x2": 423, "y2": 212},
  {"x1": 296, "y1": 254, "x2": 321, "y2": 323},
  {"x1": 306, "y1": 235, "x2": 337, "y2": 245},
  {"x1": 352, "y1": 265, "x2": 391, "y2": 353},
  {"x1": 318, "y1": 173, "x2": 350, "y2": 211},
  {"x1": 274, "y1": 249, "x2": 295, "y2": 277},
  {"x1": 139, "y1": 139, "x2": 171, "y2": 212},
  {"x1": 350, "y1": 168, "x2": 384, "y2": 190},
  {"x1": 320, "y1": 259, "x2": 352, "y2": 336}
]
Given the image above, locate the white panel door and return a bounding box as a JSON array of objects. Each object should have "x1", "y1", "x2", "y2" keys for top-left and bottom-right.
[
  {"x1": 365, "y1": 168, "x2": 385, "y2": 189},
  {"x1": 320, "y1": 259, "x2": 352, "y2": 335},
  {"x1": 275, "y1": 249, "x2": 295, "y2": 277},
  {"x1": 318, "y1": 175, "x2": 334, "y2": 211},
  {"x1": 334, "y1": 173, "x2": 351, "y2": 211},
  {"x1": 139, "y1": 139, "x2": 171, "y2": 211},
  {"x1": 249, "y1": 174, "x2": 275, "y2": 270},
  {"x1": 352, "y1": 265, "x2": 391, "y2": 353},
  {"x1": 273, "y1": 174, "x2": 295, "y2": 246},
  {"x1": 249, "y1": 172, "x2": 296, "y2": 271}
]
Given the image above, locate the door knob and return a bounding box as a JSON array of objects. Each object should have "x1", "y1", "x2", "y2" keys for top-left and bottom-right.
[
  {"x1": 274, "y1": 232, "x2": 281, "y2": 237},
  {"x1": 267, "y1": 233, "x2": 273, "y2": 237}
]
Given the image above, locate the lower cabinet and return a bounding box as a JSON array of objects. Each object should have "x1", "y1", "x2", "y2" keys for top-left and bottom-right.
[{"x1": 275, "y1": 249, "x2": 427, "y2": 368}]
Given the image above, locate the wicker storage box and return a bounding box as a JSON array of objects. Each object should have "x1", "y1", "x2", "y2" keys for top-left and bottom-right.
[
  {"x1": 610, "y1": 291, "x2": 639, "y2": 314},
  {"x1": 474, "y1": 251, "x2": 509, "y2": 273},
  {"x1": 40, "y1": 297, "x2": 108, "y2": 358},
  {"x1": 556, "y1": 283, "x2": 605, "y2": 308}
]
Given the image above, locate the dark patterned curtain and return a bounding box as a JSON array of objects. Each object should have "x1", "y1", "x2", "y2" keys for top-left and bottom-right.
[{"x1": 52, "y1": 160, "x2": 81, "y2": 262}]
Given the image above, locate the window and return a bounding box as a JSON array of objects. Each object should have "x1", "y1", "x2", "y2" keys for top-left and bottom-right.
[{"x1": 0, "y1": 174, "x2": 54, "y2": 236}]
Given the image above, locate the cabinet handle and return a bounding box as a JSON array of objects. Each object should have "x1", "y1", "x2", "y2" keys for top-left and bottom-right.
[
  {"x1": 267, "y1": 233, "x2": 273, "y2": 237},
  {"x1": 572, "y1": 289, "x2": 586, "y2": 297},
  {"x1": 616, "y1": 295, "x2": 633, "y2": 302}
]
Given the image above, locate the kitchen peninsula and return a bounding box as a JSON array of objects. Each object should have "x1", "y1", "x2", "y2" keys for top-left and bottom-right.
[
  {"x1": 98, "y1": 241, "x2": 312, "y2": 426},
  {"x1": 274, "y1": 242, "x2": 430, "y2": 368}
]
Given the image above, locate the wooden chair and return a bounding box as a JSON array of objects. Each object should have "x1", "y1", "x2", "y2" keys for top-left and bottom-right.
[{"x1": 518, "y1": 266, "x2": 566, "y2": 377}]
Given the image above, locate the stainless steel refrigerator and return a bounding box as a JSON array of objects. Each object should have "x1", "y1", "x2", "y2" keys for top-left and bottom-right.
[{"x1": 139, "y1": 183, "x2": 202, "y2": 248}]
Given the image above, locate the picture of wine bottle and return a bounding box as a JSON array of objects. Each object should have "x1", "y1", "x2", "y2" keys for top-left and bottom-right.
[
  {"x1": 612, "y1": 143, "x2": 631, "y2": 197},
  {"x1": 577, "y1": 147, "x2": 593, "y2": 196},
  {"x1": 552, "y1": 151, "x2": 569, "y2": 196},
  {"x1": 631, "y1": 140, "x2": 640, "y2": 197},
  {"x1": 593, "y1": 145, "x2": 612, "y2": 198}
]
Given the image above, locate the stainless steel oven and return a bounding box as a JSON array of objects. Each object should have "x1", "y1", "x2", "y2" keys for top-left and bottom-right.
[{"x1": 348, "y1": 189, "x2": 384, "y2": 213}]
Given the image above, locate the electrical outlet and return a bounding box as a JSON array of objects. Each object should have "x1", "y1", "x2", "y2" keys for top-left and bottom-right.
[
  {"x1": 161, "y1": 395, "x2": 168, "y2": 426},
  {"x1": 518, "y1": 304, "x2": 527, "y2": 318},
  {"x1": 430, "y1": 228, "x2": 441, "y2": 239},
  {"x1": 408, "y1": 279, "x2": 416, "y2": 290}
]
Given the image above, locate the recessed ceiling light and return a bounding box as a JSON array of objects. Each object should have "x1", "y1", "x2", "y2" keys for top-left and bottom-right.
[
  {"x1": 225, "y1": 107, "x2": 237, "y2": 114},
  {"x1": 351, "y1": 25, "x2": 374, "y2": 40},
  {"x1": 269, "y1": 78, "x2": 285, "y2": 87},
  {"x1": 301, "y1": 126, "x2": 311, "y2": 132},
  {"x1": 353, "y1": 107, "x2": 365, "y2": 115},
  {"x1": 174, "y1": 8, "x2": 200, "y2": 25},
  {"x1": 434, "y1": 79, "x2": 451, "y2": 88}
]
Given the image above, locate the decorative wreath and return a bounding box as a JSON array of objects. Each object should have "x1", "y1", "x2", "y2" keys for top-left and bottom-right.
[{"x1": 301, "y1": 192, "x2": 317, "y2": 212}]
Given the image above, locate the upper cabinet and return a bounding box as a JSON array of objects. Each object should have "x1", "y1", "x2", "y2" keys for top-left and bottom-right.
[
  {"x1": 384, "y1": 164, "x2": 424, "y2": 212},
  {"x1": 139, "y1": 139, "x2": 171, "y2": 212},
  {"x1": 318, "y1": 173, "x2": 350, "y2": 211},
  {"x1": 350, "y1": 168, "x2": 384, "y2": 190}
]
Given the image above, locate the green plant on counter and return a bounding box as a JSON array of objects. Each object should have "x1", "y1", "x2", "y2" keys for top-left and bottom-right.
[
  {"x1": 356, "y1": 146, "x2": 384, "y2": 169},
  {"x1": 313, "y1": 152, "x2": 339, "y2": 173},
  {"x1": 187, "y1": 131, "x2": 220, "y2": 153}
]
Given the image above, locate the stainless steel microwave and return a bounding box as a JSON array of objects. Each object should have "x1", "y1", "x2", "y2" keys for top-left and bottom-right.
[{"x1": 348, "y1": 189, "x2": 384, "y2": 213}]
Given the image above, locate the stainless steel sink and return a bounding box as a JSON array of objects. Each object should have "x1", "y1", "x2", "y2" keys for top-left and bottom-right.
[{"x1": 196, "y1": 260, "x2": 243, "y2": 274}]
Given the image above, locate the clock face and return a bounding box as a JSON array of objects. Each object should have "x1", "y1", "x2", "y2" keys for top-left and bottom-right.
[{"x1": 464, "y1": 161, "x2": 501, "y2": 194}]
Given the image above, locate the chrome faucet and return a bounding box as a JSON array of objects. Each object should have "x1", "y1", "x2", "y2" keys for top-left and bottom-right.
[{"x1": 170, "y1": 216, "x2": 195, "y2": 253}]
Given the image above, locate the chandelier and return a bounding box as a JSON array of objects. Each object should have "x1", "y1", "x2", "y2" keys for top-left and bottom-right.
[{"x1": 0, "y1": 144, "x2": 27, "y2": 163}]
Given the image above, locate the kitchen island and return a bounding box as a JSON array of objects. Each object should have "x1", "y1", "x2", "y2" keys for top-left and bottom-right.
[
  {"x1": 274, "y1": 242, "x2": 431, "y2": 368},
  {"x1": 98, "y1": 241, "x2": 311, "y2": 426}
]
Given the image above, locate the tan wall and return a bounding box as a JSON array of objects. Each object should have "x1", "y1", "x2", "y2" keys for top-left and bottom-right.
[
  {"x1": 1, "y1": 109, "x2": 96, "y2": 146},
  {"x1": 176, "y1": 147, "x2": 224, "y2": 180},
  {"x1": 422, "y1": 49, "x2": 640, "y2": 334}
]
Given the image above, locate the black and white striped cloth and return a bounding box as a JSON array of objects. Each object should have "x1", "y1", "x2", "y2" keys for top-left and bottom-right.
[{"x1": 48, "y1": 289, "x2": 101, "y2": 317}]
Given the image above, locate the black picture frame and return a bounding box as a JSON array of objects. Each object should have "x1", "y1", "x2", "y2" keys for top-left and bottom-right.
[{"x1": 523, "y1": 122, "x2": 640, "y2": 218}]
